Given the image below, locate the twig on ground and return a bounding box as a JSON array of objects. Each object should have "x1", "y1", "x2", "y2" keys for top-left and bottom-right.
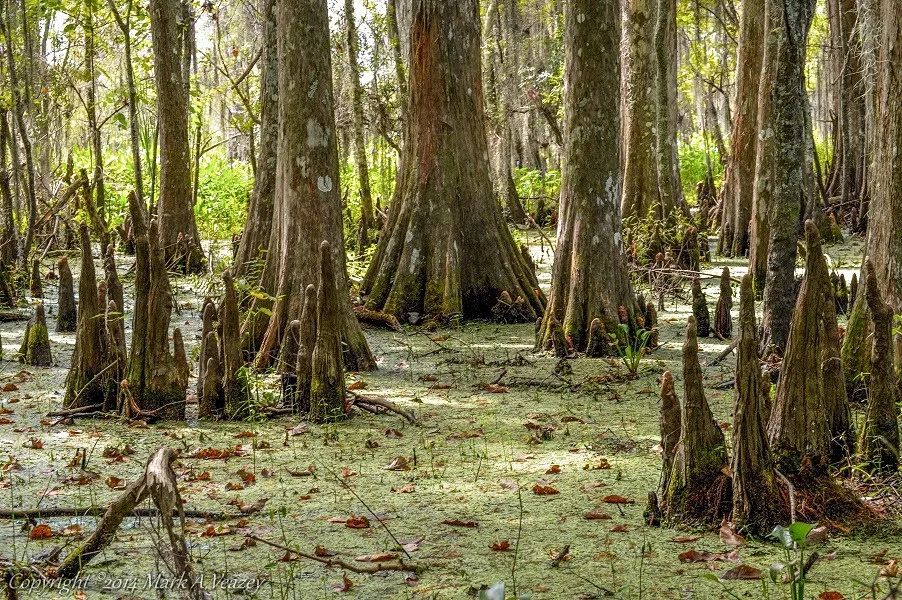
[{"x1": 246, "y1": 535, "x2": 420, "y2": 574}]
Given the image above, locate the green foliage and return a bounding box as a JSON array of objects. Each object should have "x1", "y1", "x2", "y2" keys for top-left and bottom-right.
[
  {"x1": 678, "y1": 133, "x2": 724, "y2": 204},
  {"x1": 612, "y1": 324, "x2": 650, "y2": 376},
  {"x1": 513, "y1": 168, "x2": 561, "y2": 217},
  {"x1": 195, "y1": 154, "x2": 253, "y2": 239},
  {"x1": 769, "y1": 522, "x2": 816, "y2": 600}
]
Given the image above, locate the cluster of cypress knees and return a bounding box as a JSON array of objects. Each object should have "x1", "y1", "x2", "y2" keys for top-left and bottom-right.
[
  {"x1": 650, "y1": 220, "x2": 898, "y2": 534},
  {"x1": 15, "y1": 189, "x2": 347, "y2": 424}
]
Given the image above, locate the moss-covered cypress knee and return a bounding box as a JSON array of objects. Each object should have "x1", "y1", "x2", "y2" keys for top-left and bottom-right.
[{"x1": 20, "y1": 303, "x2": 52, "y2": 366}]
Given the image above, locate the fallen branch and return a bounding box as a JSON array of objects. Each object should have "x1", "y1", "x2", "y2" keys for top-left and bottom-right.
[
  {"x1": 705, "y1": 337, "x2": 740, "y2": 367},
  {"x1": 45, "y1": 404, "x2": 105, "y2": 418},
  {"x1": 348, "y1": 391, "x2": 416, "y2": 424},
  {"x1": 0, "y1": 506, "x2": 231, "y2": 521},
  {"x1": 246, "y1": 535, "x2": 420, "y2": 574}
]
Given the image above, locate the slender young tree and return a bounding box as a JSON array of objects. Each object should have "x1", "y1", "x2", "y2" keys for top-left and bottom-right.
[
  {"x1": 720, "y1": 0, "x2": 765, "y2": 256},
  {"x1": 537, "y1": 0, "x2": 636, "y2": 352},
  {"x1": 343, "y1": 0, "x2": 375, "y2": 247},
  {"x1": 149, "y1": 0, "x2": 204, "y2": 272},
  {"x1": 245, "y1": 0, "x2": 374, "y2": 371},
  {"x1": 360, "y1": 0, "x2": 543, "y2": 323},
  {"x1": 234, "y1": 0, "x2": 277, "y2": 279}
]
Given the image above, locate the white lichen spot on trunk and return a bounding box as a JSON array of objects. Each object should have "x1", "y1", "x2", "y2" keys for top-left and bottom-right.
[
  {"x1": 317, "y1": 175, "x2": 333, "y2": 193},
  {"x1": 306, "y1": 119, "x2": 328, "y2": 148}
]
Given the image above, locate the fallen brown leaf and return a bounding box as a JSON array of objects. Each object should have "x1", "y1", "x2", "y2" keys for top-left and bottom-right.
[{"x1": 721, "y1": 565, "x2": 763, "y2": 580}]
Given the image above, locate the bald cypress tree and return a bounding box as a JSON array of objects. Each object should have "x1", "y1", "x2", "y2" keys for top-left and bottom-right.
[
  {"x1": 360, "y1": 0, "x2": 543, "y2": 324},
  {"x1": 537, "y1": 0, "x2": 636, "y2": 353}
]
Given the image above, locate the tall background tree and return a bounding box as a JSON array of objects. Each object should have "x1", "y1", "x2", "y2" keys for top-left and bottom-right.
[
  {"x1": 360, "y1": 0, "x2": 543, "y2": 323},
  {"x1": 149, "y1": 0, "x2": 204, "y2": 272},
  {"x1": 537, "y1": 0, "x2": 636, "y2": 352}
]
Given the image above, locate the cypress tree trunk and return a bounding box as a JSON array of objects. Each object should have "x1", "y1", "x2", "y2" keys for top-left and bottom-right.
[
  {"x1": 537, "y1": 0, "x2": 636, "y2": 352},
  {"x1": 621, "y1": 0, "x2": 659, "y2": 222},
  {"x1": 866, "y1": 0, "x2": 902, "y2": 311},
  {"x1": 720, "y1": 0, "x2": 765, "y2": 257},
  {"x1": 860, "y1": 260, "x2": 900, "y2": 473},
  {"x1": 748, "y1": 0, "x2": 779, "y2": 288},
  {"x1": 652, "y1": 0, "x2": 687, "y2": 224},
  {"x1": 824, "y1": 0, "x2": 867, "y2": 212},
  {"x1": 246, "y1": 0, "x2": 374, "y2": 372},
  {"x1": 234, "y1": 0, "x2": 277, "y2": 279},
  {"x1": 732, "y1": 273, "x2": 784, "y2": 534},
  {"x1": 149, "y1": 0, "x2": 203, "y2": 273},
  {"x1": 360, "y1": 0, "x2": 543, "y2": 323},
  {"x1": 125, "y1": 192, "x2": 188, "y2": 420},
  {"x1": 759, "y1": 0, "x2": 815, "y2": 353}
]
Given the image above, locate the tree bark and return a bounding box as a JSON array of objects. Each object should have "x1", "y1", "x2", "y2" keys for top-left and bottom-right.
[
  {"x1": 621, "y1": 0, "x2": 659, "y2": 222},
  {"x1": 245, "y1": 0, "x2": 374, "y2": 371},
  {"x1": 360, "y1": 0, "x2": 543, "y2": 324},
  {"x1": 720, "y1": 0, "x2": 764, "y2": 257},
  {"x1": 759, "y1": 0, "x2": 815, "y2": 353},
  {"x1": 536, "y1": 0, "x2": 635, "y2": 353},
  {"x1": 149, "y1": 0, "x2": 203, "y2": 273}
]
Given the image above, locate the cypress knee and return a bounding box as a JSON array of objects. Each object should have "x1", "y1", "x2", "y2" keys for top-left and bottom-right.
[
  {"x1": 731, "y1": 273, "x2": 785, "y2": 534},
  {"x1": 64, "y1": 225, "x2": 113, "y2": 410},
  {"x1": 295, "y1": 284, "x2": 317, "y2": 414},
  {"x1": 30, "y1": 259, "x2": 42, "y2": 298},
  {"x1": 860, "y1": 260, "x2": 900, "y2": 473},
  {"x1": 198, "y1": 331, "x2": 222, "y2": 418},
  {"x1": 278, "y1": 320, "x2": 301, "y2": 406},
  {"x1": 691, "y1": 277, "x2": 711, "y2": 337},
  {"x1": 662, "y1": 316, "x2": 728, "y2": 524},
  {"x1": 19, "y1": 303, "x2": 52, "y2": 366},
  {"x1": 823, "y1": 270, "x2": 855, "y2": 462},
  {"x1": 197, "y1": 299, "x2": 217, "y2": 405},
  {"x1": 221, "y1": 271, "x2": 250, "y2": 419},
  {"x1": 658, "y1": 371, "x2": 681, "y2": 495},
  {"x1": 56, "y1": 257, "x2": 77, "y2": 333},
  {"x1": 766, "y1": 221, "x2": 832, "y2": 475},
  {"x1": 713, "y1": 267, "x2": 732, "y2": 338},
  {"x1": 309, "y1": 241, "x2": 346, "y2": 423}
]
